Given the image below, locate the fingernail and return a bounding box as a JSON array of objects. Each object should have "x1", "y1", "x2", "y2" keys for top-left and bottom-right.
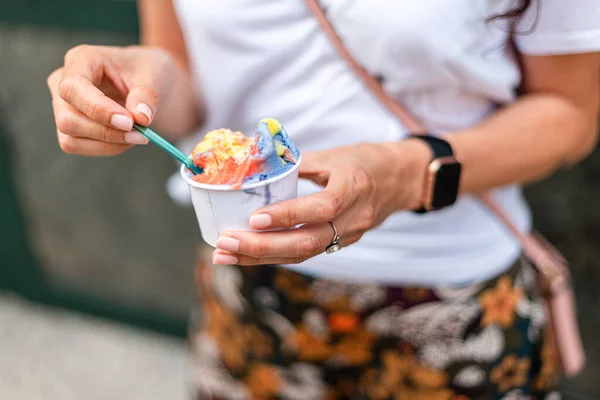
[
  {"x1": 111, "y1": 114, "x2": 133, "y2": 131},
  {"x1": 216, "y1": 236, "x2": 240, "y2": 252},
  {"x1": 136, "y1": 103, "x2": 153, "y2": 122},
  {"x1": 249, "y1": 214, "x2": 272, "y2": 229},
  {"x1": 213, "y1": 253, "x2": 238, "y2": 265},
  {"x1": 125, "y1": 131, "x2": 149, "y2": 145}
]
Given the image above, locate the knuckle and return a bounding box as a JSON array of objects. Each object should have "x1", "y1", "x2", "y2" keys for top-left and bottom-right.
[
  {"x1": 63, "y1": 48, "x2": 78, "y2": 65},
  {"x1": 99, "y1": 124, "x2": 115, "y2": 143},
  {"x1": 86, "y1": 102, "x2": 103, "y2": 122},
  {"x1": 353, "y1": 168, "x2": 374, "y2": 194},
  {"x1": 64, "y1": 45, "x2": 91, "y2": 64},
  {"x1": 320, "y1": 193, "x2": 342, "y2": 220},
  {"x1": 57, "y1": 76, "x2": 77, "y2": 101},
  {"x1": 58, "y1": 136, "x2": 77, "y2": 154},
  {"x1": 358, "y1": 206, "x2": 377, "y2": 232},
  {"x1": 365, "y1": 204, "x2": 378, "y2": 225},
  {"x1": 253, "y1": 240, "x2": 270, "y2": 258},
  {"x1": 281, "y1": 206, "x2": 297, "y2": 227},
  {"x1": 55, "y1": 112, "x2": 75, "y2": 133},
  {"x1": 47, "y1": 68, "x2": 62, "y2": 90},
  {"x1": 296, "y1": 235, "x2": 322, "y2": 258}
]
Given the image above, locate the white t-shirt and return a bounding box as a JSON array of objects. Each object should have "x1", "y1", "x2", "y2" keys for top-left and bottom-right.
[{"x1": 169, "y1": 0, "x2": 600, "y2": 286}]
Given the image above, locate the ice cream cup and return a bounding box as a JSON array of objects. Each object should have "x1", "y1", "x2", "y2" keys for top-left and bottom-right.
[{"x1": 180, "y1": 155, "x2": 302, "y2": 247}]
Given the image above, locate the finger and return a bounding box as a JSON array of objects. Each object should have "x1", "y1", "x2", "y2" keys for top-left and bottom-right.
[
  {"x1": 299, "y1": 170, "x2": 330, "y2": 187},
  {"x1": 298, "y1": 153, "x2": 331, "y2": 185},
  {"x1": 124, "y1": 50, "x2": 170, "y2": 126},
  {"x1": 125, "y1": 86, "x2": 160, "y2": 126},
  {"x1": 249, "y1": 169, "x2": 355, "y2": 230},
  {"x1": 47, "y1": 67, "x2": 64, "y2": 96},
  {"x1": 216, "y1": 224, "x2": 330, "y2": 260},
  {"x1": 59, "y1": 48, "x2": 133, "y2": 130},
  {"x1": 53, "y1": 98, "x2": 148, "y2": 145},
  {"x1": 212, "y1": 233, "x2": 363, "y2": 266},
  {"x1": 216, "y1": 220, "x2": 352, "y2": 260},
  {"x1": 211, "y1": 249, "x2": 298, "y2": 266},
  {"x1": 297, "y1": 151, "x2": 329, "y2": 174},
  {"x1": 57, "y1": 131, "x2": 133, "y2": 156}
]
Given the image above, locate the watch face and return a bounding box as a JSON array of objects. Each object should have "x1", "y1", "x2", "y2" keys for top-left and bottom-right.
[{"x1": 432, "y1": 162, "x2": 462, "y2": 209}]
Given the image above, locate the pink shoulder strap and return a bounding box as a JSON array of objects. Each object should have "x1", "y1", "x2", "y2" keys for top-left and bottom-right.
[{"x1": 304, "y1": 0, "x2": 524, "y2": 239}]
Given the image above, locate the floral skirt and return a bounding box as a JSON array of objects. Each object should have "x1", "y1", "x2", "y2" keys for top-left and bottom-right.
[{"x1": 189, "y1": 257, "x2": 561, "y2": 400}]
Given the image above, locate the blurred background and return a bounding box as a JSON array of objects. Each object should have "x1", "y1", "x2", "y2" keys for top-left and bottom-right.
[{"x1": 0, "y1": 1, "x2": 599, "y2": 399}]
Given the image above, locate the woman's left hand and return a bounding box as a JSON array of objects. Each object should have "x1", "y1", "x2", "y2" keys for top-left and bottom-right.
[{"x1": 212, "y1": 139, "x2": 431, "y2": 266}]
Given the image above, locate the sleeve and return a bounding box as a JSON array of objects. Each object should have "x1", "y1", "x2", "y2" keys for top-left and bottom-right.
[{"x1": 514, "y1": 0, "x2": 600, "y2": 55}]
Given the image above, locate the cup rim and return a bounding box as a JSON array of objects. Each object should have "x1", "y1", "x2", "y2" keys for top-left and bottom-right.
[{"x1": 180, "y1": 154, "x2": 302, "y2": 192}]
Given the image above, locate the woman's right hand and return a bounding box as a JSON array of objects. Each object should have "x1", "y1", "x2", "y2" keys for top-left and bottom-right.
[{"x1": 47, "y1": 45, "x2": 178, "y2": 156}]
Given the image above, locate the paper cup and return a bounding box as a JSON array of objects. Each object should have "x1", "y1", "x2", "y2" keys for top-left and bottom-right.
[{"x1": 180, "y1": 156, "x2": 302, "y2": 247}]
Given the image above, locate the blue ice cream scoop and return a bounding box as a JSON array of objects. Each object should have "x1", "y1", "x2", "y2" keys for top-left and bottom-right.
[
  {"x1": 260, "y1": 118, "x2": 300, "y2": 160},
  {"x1": 243, "y1": 118, "x2": 300, "y2": 184},
  {"x1": 254, "y1": 122, "x2": 284, "y2": 173}
]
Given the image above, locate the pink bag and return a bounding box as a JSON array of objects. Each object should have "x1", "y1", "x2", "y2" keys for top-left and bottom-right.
[{"x1": 303, "y1": 0, "x2": 585, "y2": 377}]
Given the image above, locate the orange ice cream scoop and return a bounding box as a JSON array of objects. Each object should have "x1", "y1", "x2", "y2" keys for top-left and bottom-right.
[{"x1": 191, "y1": 129, "x2": 255, "y2": 186}]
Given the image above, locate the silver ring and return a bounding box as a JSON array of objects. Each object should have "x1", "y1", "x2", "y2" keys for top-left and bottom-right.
[{"x1": 325, "y1": 221, "x2": 341, "y2": 254}]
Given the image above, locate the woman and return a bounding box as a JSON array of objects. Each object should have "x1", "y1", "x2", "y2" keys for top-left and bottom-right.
[{"x1": 47, "y1": 0, "x2": 600, "y2": 399}]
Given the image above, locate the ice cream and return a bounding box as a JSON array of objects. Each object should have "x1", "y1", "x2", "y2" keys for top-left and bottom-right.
[
  {"x1": 181, "y1": 118, "x2": 301, "y2": 246},
  {"x1": 190, "y1": 118, "x2": 300, "y2": 189}
]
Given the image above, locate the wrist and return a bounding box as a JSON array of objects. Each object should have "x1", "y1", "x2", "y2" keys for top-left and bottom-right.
[{"x1": 387, "y1": 138, "x2": 433, "y2": 211}]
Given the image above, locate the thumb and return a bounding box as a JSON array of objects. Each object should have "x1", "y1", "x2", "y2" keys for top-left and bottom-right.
[
  {"x1": 125, "y1": 84, "x2": 160, "y2": 126},
  {"x1": 299, "y1": 152, "x2": 331, "y2": 187}
]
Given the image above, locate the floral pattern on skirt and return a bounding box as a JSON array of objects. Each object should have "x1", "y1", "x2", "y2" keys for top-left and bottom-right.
[{"x1": 189, "y1": 258, "x2": 561, "y2": 400}]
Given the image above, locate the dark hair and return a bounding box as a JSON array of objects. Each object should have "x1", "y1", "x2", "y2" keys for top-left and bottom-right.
[
  {"x1": 491, "y1": 0, "x2": 532, "y2": 21},
  {"x1": 487, "y1": 0, "x2": 532, "y2": 26}
]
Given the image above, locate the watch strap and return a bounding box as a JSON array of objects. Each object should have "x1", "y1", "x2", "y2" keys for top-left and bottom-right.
[
  {"x1": 408, "y1": 134, "x2": 454, "y2": 158},
  {"x1": 408, "y1": 135, "x2": 455, "y2": 214}
]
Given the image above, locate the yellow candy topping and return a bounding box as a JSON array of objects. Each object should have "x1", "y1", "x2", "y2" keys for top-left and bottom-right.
[
  {"x1": 191, "y1": 128, "x2": 253, "y2": 163},
  {"x1": 274, "y1": 140, "x2": 287, "y2": 157},
  {"x1": 260, "y1": 118, "x2": 282, "y2": 136}
]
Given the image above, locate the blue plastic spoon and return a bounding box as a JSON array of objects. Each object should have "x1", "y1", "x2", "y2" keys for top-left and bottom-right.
[{"x1": 132, "y1": 123, "x2": 203, "y2": 175}]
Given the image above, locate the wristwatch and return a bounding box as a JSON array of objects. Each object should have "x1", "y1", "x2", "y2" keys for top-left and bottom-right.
[{"x1": 409, "y1": 134, "x2": 462, "y2": 213}]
